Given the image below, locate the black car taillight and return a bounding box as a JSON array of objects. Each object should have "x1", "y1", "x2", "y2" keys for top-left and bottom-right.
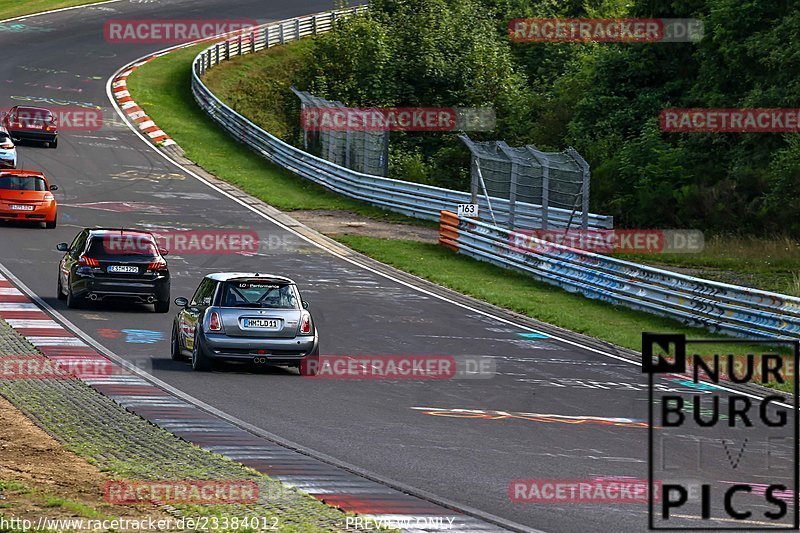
[
  {"x1": 146, "y1": 258, "x2": 168, "y2": 272},
  {"x1": 78, "y1": 256, "x2": 99, "y2": 267}
]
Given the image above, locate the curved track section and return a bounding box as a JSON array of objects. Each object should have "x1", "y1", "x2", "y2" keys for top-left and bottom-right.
[{"x1": 0, "y1": 2, "x2": 784, "y2": 531}]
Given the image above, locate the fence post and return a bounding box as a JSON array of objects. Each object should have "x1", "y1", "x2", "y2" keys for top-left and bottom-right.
[
  {"x1": 296, "y1": 19, "x2": 301, "y2": 40},
  {"x1": 566, "y1": 147, "x2": 590, "y2": 230},
  {"x1": 344, "y1": 125, "x2": 351, "y2": 170},
  {"x1": 225, "y1": 40, "x2": 230, "y2": 60},
  {"x1": 238, "y1": 34, "x2": 242, "y2": 55},
  {"x1": 251, "y1": 31, "x2": 256, "y2": 53},
  {"x1": 458, "y1": 134, "x2": 480, "y2": 204},
  {"x1": 497, "y1": 142, "x2": 518, "y2": 230},
  {"x1": 312, "y1": 15, "x2": 318, "y2": 34},
  {"x1": 540, "y1": 157, "x2": 550, "y2": 230},
  {"x1": 382, "y1": 130, "x2": 389, "y2": 177},
  {"x1": 526, "y1": 146, "x2": 550, "y2": 230}
]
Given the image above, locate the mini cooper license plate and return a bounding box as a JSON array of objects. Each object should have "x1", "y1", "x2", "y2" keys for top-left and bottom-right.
[
  {"x1": 242, "y1": 318, "x2": 279, "y2": 329},
  {"x1": 10, "y1": 205, "x2": 34, "y2": 211},
  {"x1": 107, "y1": 265, "x2": 138, "y2": 273}
]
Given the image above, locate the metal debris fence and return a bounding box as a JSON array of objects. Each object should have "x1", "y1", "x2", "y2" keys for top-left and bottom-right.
[
  {"x1": 461, "y1": 135, "x2": 591, "y2": 230},
  {"x1": 292, "y1": 87, "x2": 389, "y2": 176}
]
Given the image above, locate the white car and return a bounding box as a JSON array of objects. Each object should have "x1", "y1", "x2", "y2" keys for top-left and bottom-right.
[{"x1": 0, "y1": 127, "x2": 17, "y2": 168}]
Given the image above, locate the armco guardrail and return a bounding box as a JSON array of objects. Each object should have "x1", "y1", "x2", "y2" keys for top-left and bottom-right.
[
  {"x1": 439, "y1": 211, "x2": 800, "y2": 340},
  {"x1": 190, "y1": 8, "x2": 613, "y2": 230}
]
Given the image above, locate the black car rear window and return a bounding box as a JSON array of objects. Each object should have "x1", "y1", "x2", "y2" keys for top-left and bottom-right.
[
  {"x1": 17, "y1": 109, "x2": 53, "y2": 122},
  {"x1": 0, "y1": 176, "x2": 45, "y2": 191},
  {"x1": 221, "y1": 281, "x2": 299, "y2": 309},
  {"x1": 86, "y1": 234, "x2": 159, "y2": 258}
]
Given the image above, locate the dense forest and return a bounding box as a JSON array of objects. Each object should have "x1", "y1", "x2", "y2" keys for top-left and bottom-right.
[{"x1": 296, "y1": 0, "x2": 800, "y2": 235}]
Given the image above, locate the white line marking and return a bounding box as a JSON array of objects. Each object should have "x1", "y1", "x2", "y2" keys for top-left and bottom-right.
[
  {"x1": 26, "y1": 337, "x2": 86, "y2": 347},
  {"x1": 6, "y1": 319, "x2": 62, "y2": 329},
  {"x1": 0, "y1": 288, "x2": 22, "y2": 295},
  {"x1": 0, "y1": 303, "x2": 39, "y2": 311}
]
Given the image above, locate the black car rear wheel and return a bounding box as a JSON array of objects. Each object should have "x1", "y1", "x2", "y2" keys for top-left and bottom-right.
[
  {"x1": 191, "y1": 330, "x2": 213, "y2": 371},
  {"x1": 66, "y1": 289, "x2": 82, "y2": 309},
  {"x1": 57, "y1": 276, "x2": 66, "y2": 301},
  {"x1": 170, "y1": 324, "x2": 183, "y2": 361},
  {"x1": 154, "y1": 299, "x2": 170, "y2": 313}
]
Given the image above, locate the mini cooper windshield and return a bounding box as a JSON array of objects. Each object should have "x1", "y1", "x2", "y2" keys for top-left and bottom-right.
[{"x1": 221, "y1": 280, "x2": 300, "y2": 309}]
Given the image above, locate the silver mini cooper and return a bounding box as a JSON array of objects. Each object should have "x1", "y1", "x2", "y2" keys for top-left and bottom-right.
[{"x1": 171, "y1": 273, "x2": 319, "y2": 374}]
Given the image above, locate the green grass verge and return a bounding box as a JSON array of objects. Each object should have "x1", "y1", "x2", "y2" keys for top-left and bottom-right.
[
  {"x1": 126, "y1": 43, "x2": 420, "y2": 225},
  {"x1": 0, "y1": 0, "x2": 104, "y2": 20},
  {"x1": 127, "y1": 39, "x2": 794, "y2": 392},
  {"x1": 201, "y1": 36, "x2": 314, "y2": 141}
]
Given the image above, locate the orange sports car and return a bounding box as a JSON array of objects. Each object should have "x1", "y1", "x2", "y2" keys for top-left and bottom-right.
[{"x1": 0, "y1": 170, "x2": 58, "y2": 228}]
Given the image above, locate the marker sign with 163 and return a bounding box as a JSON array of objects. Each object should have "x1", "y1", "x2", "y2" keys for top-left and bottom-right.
[{"x1": 643, "y1": 333, "x2": 799, "y2": 530}]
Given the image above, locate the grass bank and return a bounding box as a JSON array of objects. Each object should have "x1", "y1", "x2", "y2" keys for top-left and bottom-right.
[
  {"x1": 126, "y1": 43, "x2": 414, "y2": 224},
  {"x1": 0, "y1": 0, "x2": 106, "y2": 20}
]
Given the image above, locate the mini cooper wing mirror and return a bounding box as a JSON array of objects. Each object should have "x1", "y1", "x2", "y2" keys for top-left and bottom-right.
[
  {"x1": 56, "y1": 243, "x2": 69, "y2": 252},
  {"x1": 49, "y1": 184, "x2": 58, "y2": 191},
  {"x1": 174, "y1": 297, "x2": 189, "y2": 308},
  {"x1": 302, "y1": 301, "x2": 309, "y2": 309}
]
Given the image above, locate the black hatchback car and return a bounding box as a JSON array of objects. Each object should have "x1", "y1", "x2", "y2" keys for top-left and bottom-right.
[{"x1": 56, "y1": 228, "x2": 171, "y2": 312}]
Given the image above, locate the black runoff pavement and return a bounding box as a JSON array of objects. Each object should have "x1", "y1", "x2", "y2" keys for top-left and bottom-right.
[{"x1": 0, "y1": 2, "x2": 790, "y2": 531}]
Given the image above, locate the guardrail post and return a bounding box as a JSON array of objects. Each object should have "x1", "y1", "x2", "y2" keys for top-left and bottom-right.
[
  {"x1": 238, "y1": 34, "x2": 243, "y2": 55},
  {"x1": 312, "y1": 15, "x2": 318, "y2": 34},
  {"x1": 214, "y1": 44, "x2": 220, "y2": 65},
  {"x1": 295, "y1": 19, "x2": 301, "y2": 41},
  {"x1": 279, "y1": 23, "x2": 285, "y2": 45},
  {"x1": 224, "y1": 40, "x2": 230, "y2": 60},
  {"x1": 251, "y1": 31, "x2": 256, "y2": 53}
]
